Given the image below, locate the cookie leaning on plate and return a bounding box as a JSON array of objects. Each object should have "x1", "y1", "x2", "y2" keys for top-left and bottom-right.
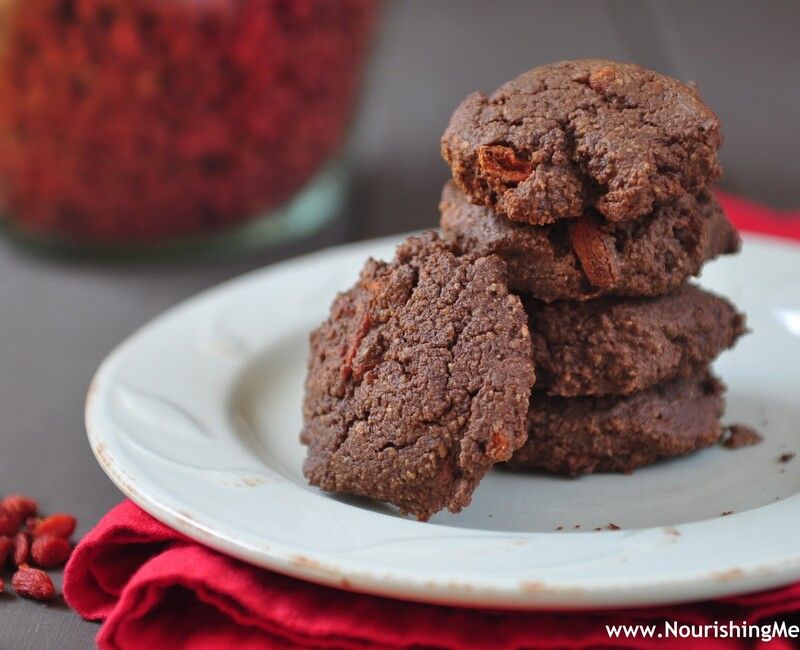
[{"x1": 301, "y1": 231, "x2": 535, "y2": 521}]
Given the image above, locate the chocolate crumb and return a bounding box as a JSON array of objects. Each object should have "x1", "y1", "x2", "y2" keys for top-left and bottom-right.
[
  {"x1": 607, "y1": 523, "x2": 621, "y2": 530},
  {"x1": 779, "y1": 452, "x2": 796, "y2": 464},
  {"x1": 555, "y1": 526, "x2": 564, "y2": 531},
  {"x1": 721, "y1": 424, "x2": 763, "y2": 449},
  {"x1": 721, "y1": 511, "x2": 733, "y2": 516},
  {"x1": 594, "y1": 527, "x2": 602, "y2": 532},
  {"x1": 573, "y1": 524, "x2": 581, "y2": 529}
]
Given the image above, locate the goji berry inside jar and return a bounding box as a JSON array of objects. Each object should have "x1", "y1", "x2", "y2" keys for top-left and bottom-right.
[{"x1": 0, "y1": 0, "x2": 376, "y2": 249}]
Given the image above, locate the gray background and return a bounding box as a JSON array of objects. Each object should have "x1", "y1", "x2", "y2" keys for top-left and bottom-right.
[{"x1": 1, "y1": 1, "x2": 798, "y2": 647}]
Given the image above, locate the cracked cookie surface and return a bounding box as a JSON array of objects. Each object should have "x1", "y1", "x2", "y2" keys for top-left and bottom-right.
[
  {"x1": 528, "y1": 284, "x2": 746, "y2": 397},
  {"x1": 442, "y1": 59, "x2": 722, "y2": 225},
  {"x1": 301, "y1": 231, "x2": 534, "y2": 520},
  {"x1": 440, "y1": 182, "x2": 740, "y2": 302},
  {"x1": 507, "y1": 371, "x2": 725, "y2": 476}
]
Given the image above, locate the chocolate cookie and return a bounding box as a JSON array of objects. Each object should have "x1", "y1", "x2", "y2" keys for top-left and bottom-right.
[
  {"x1": 440, "y1": 182, "x2": 739, "y2": 302},
  {"x1": 507, "y1": 372, "x2": 725, "y2": 476},
  {"x1": 528, "y1": 284, "x2": 746, "y2": 397},
  {"x1": 301, "y1": 231, "x2": 535, "y2": 520},
  {"x1": 442, "y1": 59, "x2": 722, "y2": 225}
]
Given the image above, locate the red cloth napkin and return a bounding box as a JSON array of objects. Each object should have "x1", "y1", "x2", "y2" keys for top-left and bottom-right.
[
  {"x1": 716, "y1": 190, "x2": 800, "y2": 241},
  {"x1": 64, "y1": 196, "x2": 800, "y2": 649},
  {"x1": 63, "y1": 501, "x2": 800, "y2": 650}
]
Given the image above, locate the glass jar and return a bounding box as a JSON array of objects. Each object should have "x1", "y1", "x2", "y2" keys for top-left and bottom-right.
[{"x1": 0, "y1": 0, "x2": 376, "y2": 255}]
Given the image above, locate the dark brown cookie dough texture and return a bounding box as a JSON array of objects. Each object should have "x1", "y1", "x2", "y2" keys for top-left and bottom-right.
[
  {"x1": 441, "y1": 59, "x2": 722, "y2": 225},
  {"x1": 507, "y1": 372, "x2": 726, "y2": 476},
  {"x1": 527, "y1": 284, "x2": 746, "y2": 397},
  {"x1": 440, "y1": 181, "x2": 740, "y2": 302},
  {"x1": 301, "y1": 231, "x2": 535, "y2": 520},
  {"x1": 437, "y1": 58, "x2": 749, "y2": 478},
  {"x1": 302, "y1": 57, "x2": 747, "y2": 505}
]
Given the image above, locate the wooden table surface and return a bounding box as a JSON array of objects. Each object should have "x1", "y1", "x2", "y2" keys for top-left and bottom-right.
[{"x1": 1, "y1": 1, "x2": 797, "y2": 647}]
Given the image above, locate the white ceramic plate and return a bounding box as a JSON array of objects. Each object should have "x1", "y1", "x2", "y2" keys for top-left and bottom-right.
[{"x1": 86, "y1": 233, "x2": 800, "y2": 609}]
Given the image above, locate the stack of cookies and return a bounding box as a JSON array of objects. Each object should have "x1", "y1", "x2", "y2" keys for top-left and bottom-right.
[
  {"x1": 301, "y1": 59, "x2": 748, "y2": 521},
  {"x1": 440, "y1": 59, "x2": 746, "y2": 476}
]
